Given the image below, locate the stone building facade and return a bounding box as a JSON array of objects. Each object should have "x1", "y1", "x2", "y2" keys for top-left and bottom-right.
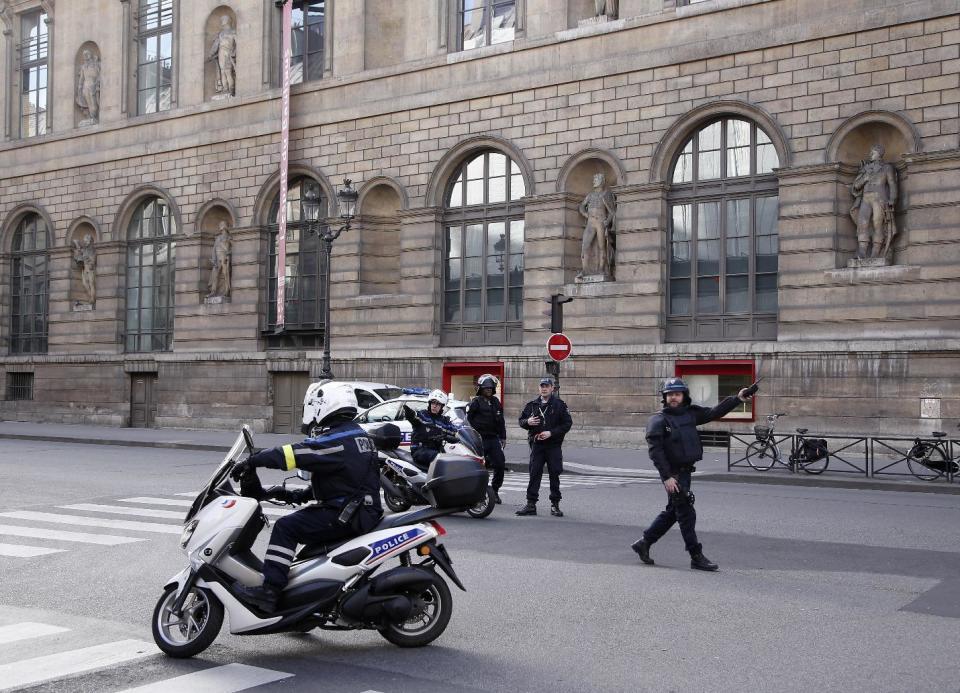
[{"x1": 0, "y1": 0, "x2": 958, "y2": 443}]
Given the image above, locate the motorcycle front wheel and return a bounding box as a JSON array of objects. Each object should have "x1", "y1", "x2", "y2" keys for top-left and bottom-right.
[
  {"x1": 378, "y1": 572, "x2": 452, "y2": 648},
  {"x1": 465, "y1": 486, "x2": 496, "y2": 519},
  {"x1": 152, "y1": 584, "x2": 224, "y2": 658}
]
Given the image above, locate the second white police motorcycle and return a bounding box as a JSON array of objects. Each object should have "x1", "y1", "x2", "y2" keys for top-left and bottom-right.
[
  {"x1": 152, "y1": 425, "x2": 487, "y2": 658},
  {"x1": 377, "y1": 424, "x2": 497, "y2": 519}
]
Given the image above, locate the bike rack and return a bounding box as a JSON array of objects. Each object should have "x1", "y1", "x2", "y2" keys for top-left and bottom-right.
[
  {"x1": 727, "y1": 432, "x2": 799, "y2": 473},
  {"x1": 811, "y1": 435, "x2": 869, "y2": 477},
  {"x1": 871, "y1": 437, "x2": 960, "y2": 482}
]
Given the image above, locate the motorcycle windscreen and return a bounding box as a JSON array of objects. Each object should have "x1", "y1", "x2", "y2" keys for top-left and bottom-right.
[{"x1": 456, "y1": 426, "x2": 484, "y2": 457}]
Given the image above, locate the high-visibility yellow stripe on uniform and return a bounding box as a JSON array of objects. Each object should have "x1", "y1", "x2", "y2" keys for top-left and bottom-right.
[{"x1": 282, "y1": 445, "x2": 296, "y2": 471}]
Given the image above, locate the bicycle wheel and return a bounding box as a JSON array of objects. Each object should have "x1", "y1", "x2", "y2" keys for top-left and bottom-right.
[
  {"x1": 797, "y1": 450, "x2": 829, "y2": 475},
  {"x1": 907, "y1": 445, "x2": 947, "y2": 481},
  {"x1": 745, "y1": 440, "x2": 777, "y2": 471}
]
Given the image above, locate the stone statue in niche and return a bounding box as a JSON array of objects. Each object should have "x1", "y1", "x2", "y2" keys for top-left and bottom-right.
[
  {"x1": 594, "y1": 0, "x2": 618, "y2": 19},
  {"x1": 208, "y1": 15, "x2": 237, "y2": 98},
  {"x1": 72, "y1": 234, "x2": 97, "y2": 304},
  {"x1": 577, "y1": 173, "x2": 617, "y2": 281},
  {"x1": 76, "y1": 49, "x2": 101, "y2": 125},
  {"x1": 206, "y1": 221, "x2": 232, "y2": 300},
  {"x1": 849, "y1": 143, "x2": 898, "y2": 263}
]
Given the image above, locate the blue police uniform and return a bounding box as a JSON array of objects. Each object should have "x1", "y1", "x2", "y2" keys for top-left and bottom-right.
[
  {"x1": 407, "y1": 408, "x2": 459, "y2": 468},
  {"x1": 467, "y1": 394, "x2": 507, "y2": 492},
  {"x1": 246, "y1": 421, "x2": 382, "y2": 590},
  {"x1": 642, "y1": 395, "x2": 741, "y2": 555}
]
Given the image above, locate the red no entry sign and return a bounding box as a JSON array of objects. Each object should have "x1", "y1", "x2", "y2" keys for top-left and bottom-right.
[{"x1": 547, "y1": 333, "x2": 572, "y2": 362}]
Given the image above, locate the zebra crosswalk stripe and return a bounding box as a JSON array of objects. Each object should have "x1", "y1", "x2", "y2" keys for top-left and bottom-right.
[
  {"x1": 0, "y1": 524, "x2": 145, "y2": 545},
  {"x1": 117, "y1": 497, "x2": 292, "y2": 517},
  {"x1": 116, "y1": 663, "x2": 294, "y2": 693},
  {"x1": 0, "y1": 622, "x2": 69, "y2": 645},
  {"x1": 60, "y1": 503, "x2": 185, "y2": 520},
  {"x1": 0, "y1": 542, "x2": 65, "y2": 557},
  {"x1": 0, "y1": 638, "x2": 156, "y2": 692},
  {"x1": 0, "y1": 511, "x2": 181, "y2": 535}
]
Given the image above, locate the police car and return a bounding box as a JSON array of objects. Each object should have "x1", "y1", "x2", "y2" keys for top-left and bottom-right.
[
  {"x1": 354, "y1": 391, "x2": 470, "y2": 448},
  {"x1": 301, "y1": 380, "x2": 405, "y2": 436}
]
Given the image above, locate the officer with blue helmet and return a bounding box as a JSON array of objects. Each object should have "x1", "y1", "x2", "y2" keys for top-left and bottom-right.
[{"x1": 632, "y1": 377, "x2": 755, "y2": 571}]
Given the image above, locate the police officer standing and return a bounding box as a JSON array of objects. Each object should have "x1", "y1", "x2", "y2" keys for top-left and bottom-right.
[
  {"x1": 516, "y1": 376, "x2": 572, "y2": 517},
  {"x1": 467, "y1": 374, "x2": 507, "y2": 504},
  {"x1": 229, "y1": 386, "x2": 382, "y2": 610},
  {"x1": 632, "y1": 377, "x2": 755, "y2": 571}
]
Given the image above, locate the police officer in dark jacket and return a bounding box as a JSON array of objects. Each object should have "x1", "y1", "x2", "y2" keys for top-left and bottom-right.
[
  {"x1": 516, "y1": 376, "x2": 572, "y2": 517},
  {"x1": 404, "y1": 389, "x2": 460, "y2": 468},
  {"x1": 230, "y1": 386, "x2": 382, "y2": 610},
  {"x1": 632, "y1": 377, "x2": 754, "y2": 571},
  {"x1": 467, "y1": 374, "x2": 507, "y2": 504}
]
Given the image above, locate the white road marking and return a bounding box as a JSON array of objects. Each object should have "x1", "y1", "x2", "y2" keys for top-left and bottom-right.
[
  {"x1": 117, "y1": 663, "x2": 294, "y2": 692},
  {"x1": 118, "y1": 497, "x2": 293, "y2": 516},
  {"x1": 0, "y1": 622, "x2": 69, "y2": 645},
  {"x1": 60, "y1": 504, "x2": 185, "y2": 519},
  {"x1": 0, "y1": 511, "x2": 181, "y2": 535},
  {"x1": 0, "y1": 543, "x2": 66, "y2": 557},
  {"x1": 0, "y1": 638, "x2": 156, "y2": 691},
  {"x1": 0, "y1": 525, "x2": 144, "y2": 545}
]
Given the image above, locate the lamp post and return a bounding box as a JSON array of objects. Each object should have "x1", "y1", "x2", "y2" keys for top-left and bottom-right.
[{"x1": 302, "y1": 178, "x2": 358, "y2": 380}]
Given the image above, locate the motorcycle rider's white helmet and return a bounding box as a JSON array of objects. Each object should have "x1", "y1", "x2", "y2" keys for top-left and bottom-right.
[
  {"x1": 311, "y1": 383, "x2": 360, "y2": 430},
  {"x1": 427, "y1": 389, "x2": 448, "y2": 407}
]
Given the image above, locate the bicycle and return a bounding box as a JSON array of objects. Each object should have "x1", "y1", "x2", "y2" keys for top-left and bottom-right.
[
  {"x1": 905, "y1": 424, "x2": 959, "y2": 481},
  {"x1": 744, "y1": 413, "x2": 830, "y2": 475}
]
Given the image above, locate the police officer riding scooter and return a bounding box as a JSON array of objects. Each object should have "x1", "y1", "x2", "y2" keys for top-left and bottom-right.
[
  {"x1": 230, "y1": 386, "x2": 383, "y2": 611},
  {"x1": 404, "y1": 389, "x2": 461, "y2": 469}
]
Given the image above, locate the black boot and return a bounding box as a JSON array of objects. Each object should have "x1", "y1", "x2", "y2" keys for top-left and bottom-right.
[
  {"x1": 631, "y1": 539, "x2": 654, "y2": 565},
  {"x1": 233, "y1": 582, "x2": 281, "y2": 611},
  {"x1": 515, "y1": 502, "x2": 537, "y2": 516},
  {"x1": 493, "y1": 490, "x2": 502, "y2": 505},
  {"x1": 550, "y1": 503, "x2": 564, "y2": 517},
  {"x1": 690, "y1": 552, "x2": 718, "y2": 571}
]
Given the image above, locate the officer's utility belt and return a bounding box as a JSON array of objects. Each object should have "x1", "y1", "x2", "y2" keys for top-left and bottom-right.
[
  {"x1": 676, "y1": 464, "x2": 696, "y2": 473},
  {"x1": 329, "y1": 495, "x2": 375, "y2": 526}
]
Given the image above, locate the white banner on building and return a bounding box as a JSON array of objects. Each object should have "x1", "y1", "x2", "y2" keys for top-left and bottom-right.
[{"x1": 275, "y1": 1, "x2": 293, "y2": 329}]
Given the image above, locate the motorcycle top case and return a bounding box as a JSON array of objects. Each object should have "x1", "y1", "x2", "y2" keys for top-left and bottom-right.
[{"x1": 422, "y1": 455, "x2": 487, "y2": 508}]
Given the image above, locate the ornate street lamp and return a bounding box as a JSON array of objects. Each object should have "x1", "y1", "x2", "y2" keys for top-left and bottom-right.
[{"x1": 303, "y1": 179, "x2": 357, "y2": 380}]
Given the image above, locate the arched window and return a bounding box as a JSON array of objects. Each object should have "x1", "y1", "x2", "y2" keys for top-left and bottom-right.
[
  {"x1": 126, "y1": 197, "x2": 176, "y2": 352},
  {"x1": 266, "y1": 177, "x2": 326, "y2": 348},
  {"x1": 10, "y1": 214, "x2": 49, "y2": 354},
  {"x1": 442, "y1": 150, "x2": 526, "y2": 346},
  {"x1": 667, "y1": 117, "x2": 780, "y2": 341}
]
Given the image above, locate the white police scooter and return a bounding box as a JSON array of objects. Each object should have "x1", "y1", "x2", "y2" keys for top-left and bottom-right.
[{"x1": 152, "y1": 425, "x2": 486, "y2": 658}]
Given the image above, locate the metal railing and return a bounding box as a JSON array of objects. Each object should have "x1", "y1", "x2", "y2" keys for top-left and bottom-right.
[{"x1": 727, "y1": 432, "x2": 957, "y2": 482}]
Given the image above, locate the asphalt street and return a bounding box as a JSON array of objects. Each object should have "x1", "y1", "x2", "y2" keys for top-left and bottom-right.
[{"x1": 1, "y1": 438, "x2": 959, "y2": 692}]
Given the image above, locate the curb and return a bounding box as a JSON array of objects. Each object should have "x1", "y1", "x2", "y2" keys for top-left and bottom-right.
[
  {"x1": 696, "y1": 472, "x2": 960, "y2": 495},
  {"x1": 0, "y1": 432, "x2": 232, "y2": 453}
]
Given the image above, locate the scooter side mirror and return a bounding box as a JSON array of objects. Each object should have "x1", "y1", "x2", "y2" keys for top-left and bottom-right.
[{"x1": 297, "y1": 469, "x2": 312, "y2": 481}]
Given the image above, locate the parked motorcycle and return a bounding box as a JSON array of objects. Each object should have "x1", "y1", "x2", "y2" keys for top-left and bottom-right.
[
  {"x1": 376, "y1": 424, "x2": 496, "y2": 519},
  {"x1": 152, "y1": 425, "x2": 487, "y2": 658}
]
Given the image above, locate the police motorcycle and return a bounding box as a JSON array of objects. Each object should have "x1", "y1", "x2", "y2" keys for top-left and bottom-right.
[
  {"x1": 377, "y1": 423, "x2": 496, "y2": 519},
  {"x1": 152, "y1": 424, "x2": 487, "y2": 658}
]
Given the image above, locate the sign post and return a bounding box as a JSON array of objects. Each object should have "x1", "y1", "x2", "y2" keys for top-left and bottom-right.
[{"x1": 546, "y1": 333, "x2": 572, "y2": 394}]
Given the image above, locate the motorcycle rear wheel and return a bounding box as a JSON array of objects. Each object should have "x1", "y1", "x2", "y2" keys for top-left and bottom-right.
[
  {"x1": 152, "y1": 584, "x2": 224, "y2": 658},
  {"x1": 465, "y1": 486, "x2": 496, "y2": 519},
  {"x1": 378, "y1": 572, "x2": 452, "y2": 648},
  {"x1": 383, "y1": 489, "x2": 412, "y2": 513}
]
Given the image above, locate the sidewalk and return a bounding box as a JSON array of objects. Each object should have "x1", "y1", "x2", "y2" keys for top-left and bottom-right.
[{"x1": 1, "y1": 420, "x2": 957, "y2": 494}]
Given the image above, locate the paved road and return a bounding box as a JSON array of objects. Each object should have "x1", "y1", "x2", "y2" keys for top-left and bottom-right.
[{"x1": 1, "y1": 438, "x2": 958, "y2": 692}]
